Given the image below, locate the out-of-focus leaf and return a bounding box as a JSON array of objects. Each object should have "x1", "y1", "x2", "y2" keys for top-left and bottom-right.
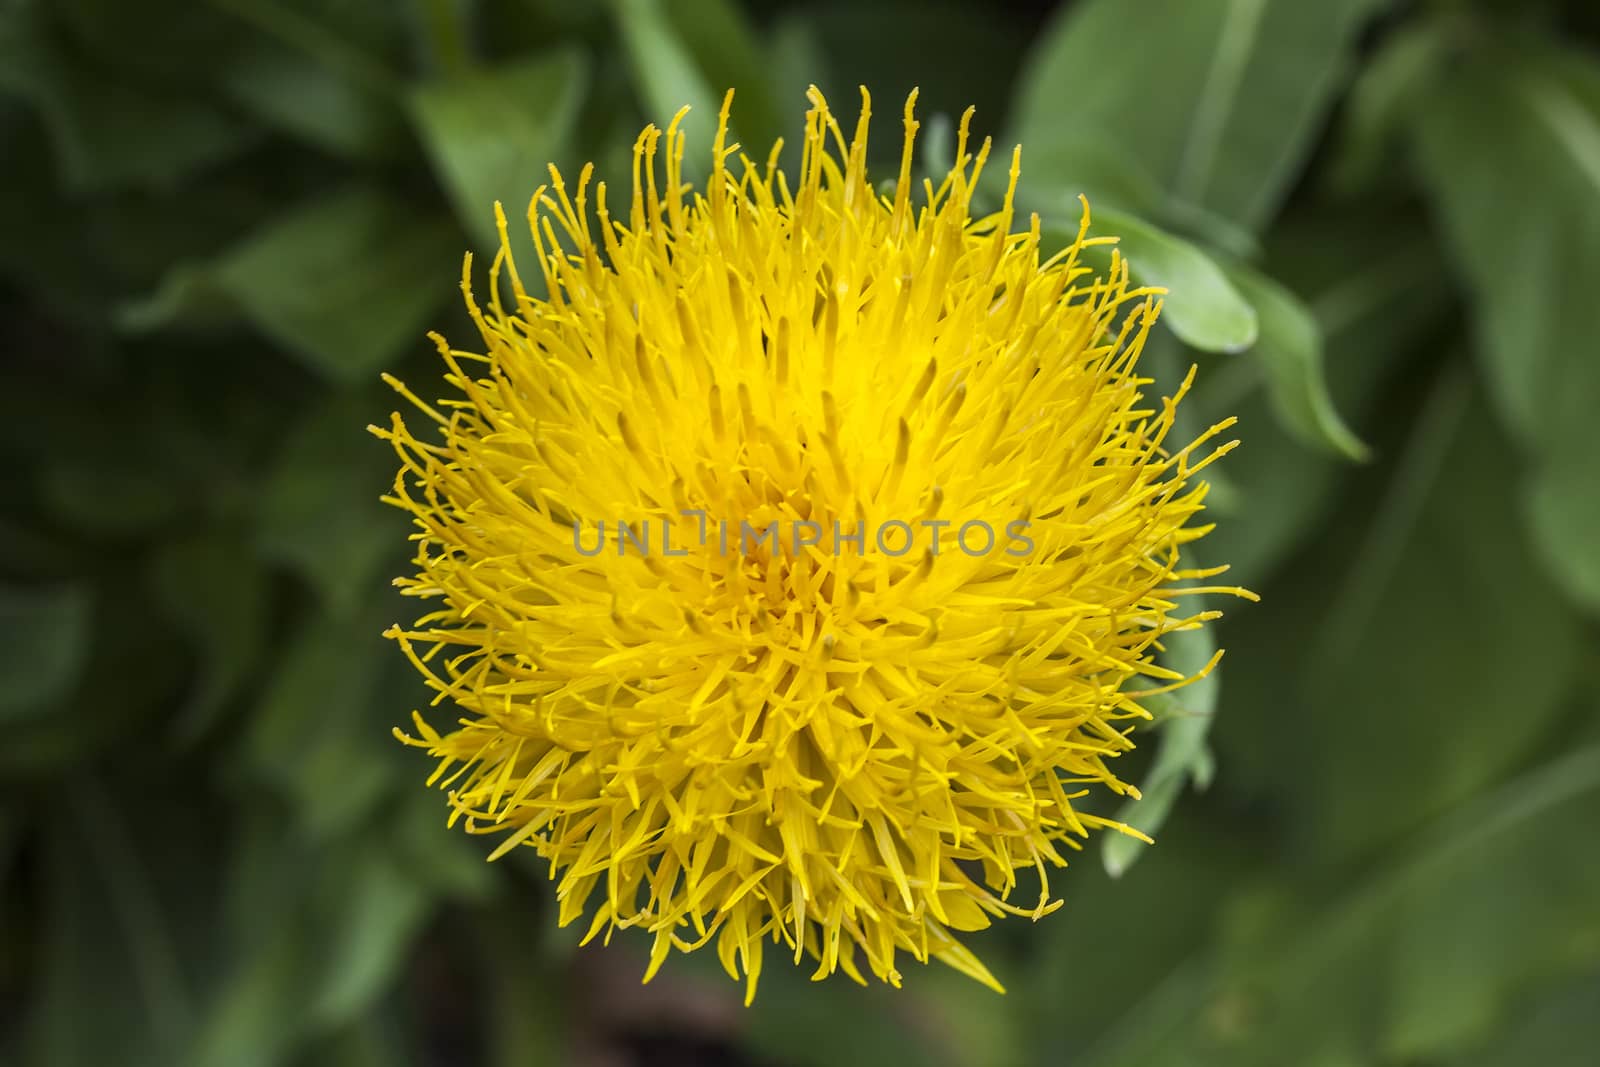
[
  {"x1": 1222, "y1": 373, "x2": 1583, "y2": 858},
  {"x1": 49, "y1": 0, "x2": 401, "y2": 159},
  {"x1": 1013, "y1": 0, "x2": 1385, "y2": 231},
  {"x1": 1086, "y1": 209, "x2": 1259, "y2": 353},
  {"x1": 771, "y1": 1, "x2": 1027, "y2": 144},
  {"x1": 408, "y1": 49, "x2": 588, "y2": 257},
  {"x1": 195, "y1": 813, "x2": 434, "y2": 1067},
  {"x1": 611, "y1": 0, "x2": 722, "y2": 178},
  {"x1": 0, "y1": 574, "x2": 189, "y2": 779},
  {"x1": 0, "y1": 6, "x2": 255, "y2": 192},
  {"x1": 1414, "y1": 47, "x2": 1600, "y2": 455},
  {"x1": 20, "y1": 782, "x2": 223, "y2": 1067},
  {"x1": 123, "y1": 186, "x2": 456, "y2": 384},
  {"x1": 219, "y1": 40, "x2": 402, "y2": 159},
  {"x1": 613, "y1": 0, "x2": 782, "y2": 163},
  {"x1": 768, "y1": 11, "x2": 828, "y2": 116},
  {"x1": 244, "y1": 608, "x2": 396, "y2": 840},
  {"x1": 307, "y1": 845, "x2": 432, "y2": 1026},
  {"x1": 1224, "y1": 263, "x2": 1367, "y2": 459},
  {"x1": 256, "y1": 389, "x2": 398, "y2": 614},
  {"x1": 288, "y1": 1020, "x2": 402, "y2": 1067},
  {"x1": 742, "y1": 964, "x2": 947, "y2": 1067},
  {"x1": 149, "y1": 534, "x2": 269, "y2": 743},
  {"x1": 1030, "y1": 808, "x2": 1256, "y2": 1064},
  {"x1": 1452, "y1": 976, "x2": 1600, "y2": 1067},
  {"x1": 1104, "y1": 626, "x2": 1220, "y2": 878},
  {"x1": 1197, "y1": 216, "x2": 1448, "y2": 585},
  {"x1": 1086, "y1": 743, "x2": 1600, "y2": 1067},
  {"x1": 1415, "y1": 47, "x2": 1600, "y2": 614},
  {"x1": 1526, "y1": 459, "x2": 1600, "y2": 613},
  {"x1": 205, "y1": 0, "x2": 404, "y2": 97},
  {"x1": 1330, "y1": 20, "x2": 1448, "y2": 192},
  {"x1": 0, "y1": 584, "x2": 92, "y2": 724}
]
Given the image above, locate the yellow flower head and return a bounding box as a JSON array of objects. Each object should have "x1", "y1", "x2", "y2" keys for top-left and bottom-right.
[{"x1": 376, "y1": 87, "x2": 1244, "y2": 1003}]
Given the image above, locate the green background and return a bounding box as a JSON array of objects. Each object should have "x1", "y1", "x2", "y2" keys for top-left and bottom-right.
[{"x1": 3, "y1": 0, "x2": 1599, "y2": 1064}]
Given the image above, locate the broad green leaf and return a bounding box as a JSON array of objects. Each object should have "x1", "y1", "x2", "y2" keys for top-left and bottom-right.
[
  {"x1": 1415, "y1": 48, "x2": 1600, "y2": 615},
  {"x1": 0, "y1": 584, "x2": 92, "y2": 724},
  {"x1": 1414, "y1": 48, "x2": 1600, "y2": 455},
  {"x1": 408, "y1": 49, "x2": 588, "y2": 257},
  {"x1": 1012, "y1": 0, "x2": 1386, "y2": 231},
  {"x1": 1224, "y1": 263, "x2": 1367, "y2": 459},
  {"x1": 1089, "y1": 209, "x2": 1259, "y2": 353},
  {"x1": 123, "y1": 186, "x2": 457, "y2": 384}
]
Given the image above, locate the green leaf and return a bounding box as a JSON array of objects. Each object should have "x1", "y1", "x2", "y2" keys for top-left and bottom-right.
[
  {"x1": 20, "y1": 781, "x2": 222, "y2": 1067},
  {"x1": 0, "y1": 574, "x2": 190, "y2": 779},
  {"x1": 196, "y1": 813, "x2": 434, "y2": 1067},
  {"x1": 0, "y1": 5, "x2": 256, "y2": 192},
  {"x1": 244, "y1": 608, "x2": 397, "y2": 841},
  {"x1": 772, "y1": 2, "x2": 1027, "y2": 146},
  {"x1": 1195, "y1": 216, "x2": 1449, "y2": 585},
  {"x1": 1414, "y1": 47, "x2": 1600, "y2": 615},
  {"x1": 218, "y1": 38, "x2": 402, "y2": 159},
  {"x1": 123, "y1": 186, "x2": 457, "y2": 384},
  {"x1": 1525, "y1": 458, "x2": 1600, "y2": 614},
  {"x1": 408, "y1": 49, "x2": 588, "y2": 258},
  {"x1": 742, "y1": 965, "x2": 949, "y2": 1067},
  {"x1": 148, "y1": 534, "x2": 270, "y2": 743},
  {"x1": 1329, "y1": 20, "x2": 1448, "y2": 193},
  {"x1": 0, "y1": 584, "x2": 92, "y2": 724},
  {"x1": 255, "y1": 388, "x2": 399, "y2": 615},
  {"x1": 1414, "y1": 48, "x2": 1600, "y2": 455},
  {"x1": 1012, "y1": 0, "x2": 1385, "y2": 231},
  {"x1": 611, "y1": 0, "x2": 724, "y2": 178},
  {"x1": 1221, "y1": 371, "x2": 1585, "y2": 859},
  {"x1": 613, "y1": 0, "x2": 783, "y2": 160},
  {"x1": 1453, "y1": 976, "x2": 1600, "y2": 1067},
  {"x1": 1089, "y1": 209, "x2": 1259, "y2": 353},
  {"x1": 1224, "y1": 263, "x2": 1367, "y2": 460},
  {"x1": 1087, "y1": 744, "x2": 1600, "y2": 1067},
  {"x1": 1028, "y1": 810, "x2": 1256, "y2": 1063}
]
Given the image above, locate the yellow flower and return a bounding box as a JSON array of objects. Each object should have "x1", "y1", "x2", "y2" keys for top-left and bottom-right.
[{"x1": 375, "y1": 86, "x2": 1246, "y2": 1003}]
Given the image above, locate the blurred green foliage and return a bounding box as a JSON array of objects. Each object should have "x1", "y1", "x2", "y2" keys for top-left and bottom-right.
[{"x1": 2, "y1": 0, "x2": 1599, "y2": 1064}]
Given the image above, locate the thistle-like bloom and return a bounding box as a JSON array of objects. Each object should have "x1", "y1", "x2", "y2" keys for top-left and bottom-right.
[{"x1": 376, "y1": 87, "x2": 1244, "y2": 1002}]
